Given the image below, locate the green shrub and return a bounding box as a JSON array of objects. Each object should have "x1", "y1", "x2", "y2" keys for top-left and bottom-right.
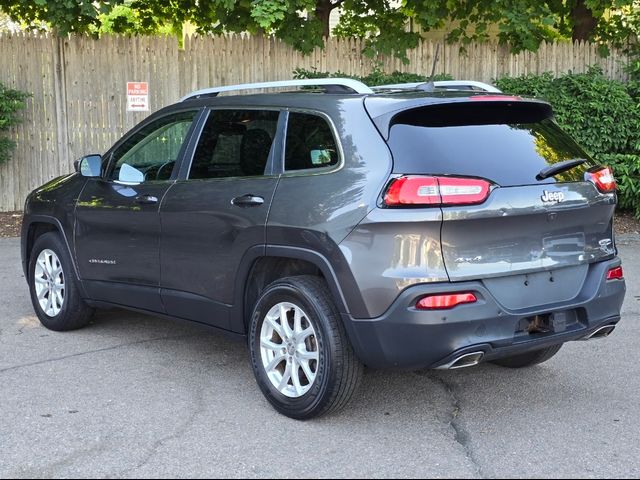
[
  {"x1": 293, "y1": 67, "x2": 453, "y2": 86},
  {"x1": 496, "y1": 68, "x2": 640, "y2": 218},
  {"x1": 0, "y1": 82, "x2": 30, "y2": 165}
]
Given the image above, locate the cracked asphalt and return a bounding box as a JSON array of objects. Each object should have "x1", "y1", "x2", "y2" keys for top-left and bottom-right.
[{"x1": 1, "y1": 235, "x2": 639, "y2": 479}]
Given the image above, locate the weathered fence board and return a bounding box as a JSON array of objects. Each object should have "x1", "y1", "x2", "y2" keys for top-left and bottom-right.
[{"x1": 0, "y1": 34, "x2": 630, "y2": 211}]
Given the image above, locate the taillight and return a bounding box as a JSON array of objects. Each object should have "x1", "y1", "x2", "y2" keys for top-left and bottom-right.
[
  {"x1": 416, "y1": 292, "x2": 477, "y2": 310},
  {"x1": 606, "y1": 266, "x2": 624, "y2": 280},
  {"x1": 384, "y1": 176, "x2": 492, "y2": 207},
  {"x1": 586, "y1": 167, "x2": 616, "y2": 193}
]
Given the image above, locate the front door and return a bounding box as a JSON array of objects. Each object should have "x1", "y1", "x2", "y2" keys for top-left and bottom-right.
[
  {"x1": 75, "y1": 109, "x2": 199, "y2": 311},
  {"x1": 160, "y1": 108, "x2": 282, "y2": 330}
]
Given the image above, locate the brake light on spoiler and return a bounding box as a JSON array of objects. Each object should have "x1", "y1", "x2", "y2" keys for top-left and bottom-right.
[{"x1": 384, "y1": 176, "x2": 492, "y2": 207}]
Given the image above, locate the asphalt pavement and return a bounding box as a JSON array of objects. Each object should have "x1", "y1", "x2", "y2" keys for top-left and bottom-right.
[{"x1": 1, "y1": 235, "x2": 639, "y2": 479}]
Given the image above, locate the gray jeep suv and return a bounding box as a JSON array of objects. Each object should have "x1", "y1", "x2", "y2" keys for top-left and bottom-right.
[{"x1": 21, "y1": 78, "x2": 626, "y2": 419}]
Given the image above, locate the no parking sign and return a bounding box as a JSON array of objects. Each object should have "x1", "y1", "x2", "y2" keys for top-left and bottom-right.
[{"x1": 126, "y1": 82, "x2": 149, "y2": 111}]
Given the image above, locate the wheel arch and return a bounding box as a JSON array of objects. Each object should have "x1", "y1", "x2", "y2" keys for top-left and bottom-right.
[
  {"x1": 232, "y1": 245, "x2": 355, "y2": 335},
  {"x1": 22, "y1": 216, "x2": 81, "y2": 286}
]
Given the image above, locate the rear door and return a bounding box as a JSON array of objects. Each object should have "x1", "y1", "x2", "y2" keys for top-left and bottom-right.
[
  {"x1": 384, "y1": 100, "x2": 617, "y2": 306},
  {"x1": 159, "y1": 108, "x2": 282, "y2": 330}
]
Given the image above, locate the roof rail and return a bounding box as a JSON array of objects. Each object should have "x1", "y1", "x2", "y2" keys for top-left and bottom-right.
[
  {"x1": 180, "y1": 78, "x2": 374, "y2": 101},
  {"x1": 371, "y1": 80, "x2": 502, "y2": 93}
]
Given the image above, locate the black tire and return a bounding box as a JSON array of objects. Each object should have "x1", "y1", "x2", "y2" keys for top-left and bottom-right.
[
  {"x1": 491, "y1": 344, "x2": 563, "y2": 368},
  {"x1": 28, "y1": 232, "x2": 93, "y2": 331},
  {"x1": 248, "y1": 275, "x2": 363, "y2": 420}
]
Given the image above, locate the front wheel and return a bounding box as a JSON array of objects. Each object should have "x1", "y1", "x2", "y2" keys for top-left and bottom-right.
[
  {"x1": 28, "y1": 232, "x2": 93, "y2": 331},
  {"x1": 491, "y1": 344, "x2": 563, "y2": 368},
  {"x1": 248, "y1": 275, "x2": 363, "y2": 420}
]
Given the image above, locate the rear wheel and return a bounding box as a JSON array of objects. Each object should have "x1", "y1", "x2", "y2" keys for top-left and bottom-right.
[
  {"x1": 28, "y1": 232, "x2": 93, "y2": 331},
  {"x1": 248, "y1": 275, "x2": 363, "y2": 420},
  {"x1": 491, "y1": 344, "x2": 562, "y2": 368}
]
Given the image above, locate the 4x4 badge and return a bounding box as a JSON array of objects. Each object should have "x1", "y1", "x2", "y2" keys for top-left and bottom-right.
[{"x1": 541, "y1": 190, "x2": 565, "y2": 203}]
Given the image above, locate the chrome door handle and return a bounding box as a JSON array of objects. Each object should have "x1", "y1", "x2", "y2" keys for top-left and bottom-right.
[
  {"x1": 135, "y1": 194, "x2": 158, "y2": 205},
  {"x1": 231, "y1": 194, "x2": 264, "y2": 207}
]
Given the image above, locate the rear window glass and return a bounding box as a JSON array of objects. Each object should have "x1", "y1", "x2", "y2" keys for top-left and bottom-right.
[
  {"x1": 387, "y1": 102, "x2": 596, "y2": 186},
  {"x1": 190, "y1": 109, "x2": 279, "y2": 179}
]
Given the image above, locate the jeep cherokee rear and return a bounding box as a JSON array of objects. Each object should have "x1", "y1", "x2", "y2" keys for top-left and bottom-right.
[{"x1": 21, "y1": 78, "x2": 626, "y2": 420}]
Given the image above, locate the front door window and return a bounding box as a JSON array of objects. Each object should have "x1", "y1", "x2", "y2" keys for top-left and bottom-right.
[{"x1": 108, "y1": 110, "x2": 198, "y2": 183}]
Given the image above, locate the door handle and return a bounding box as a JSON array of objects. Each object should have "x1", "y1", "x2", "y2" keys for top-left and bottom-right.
[
  {"x1": 231, "y1": 194, "x2": 265, "y2": 207},
  {"x1": 135, "y1": 194, "x2": 158, "y2": 205}
]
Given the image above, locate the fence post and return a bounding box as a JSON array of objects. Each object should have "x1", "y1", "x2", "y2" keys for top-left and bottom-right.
[{"x1": 52, "y1": 36, "x2": 70, "y2": 170}]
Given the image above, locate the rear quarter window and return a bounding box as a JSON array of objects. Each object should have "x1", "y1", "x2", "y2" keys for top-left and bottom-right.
[{"x1": 285, "y1": 112, "x2": 339, "y2": 171}]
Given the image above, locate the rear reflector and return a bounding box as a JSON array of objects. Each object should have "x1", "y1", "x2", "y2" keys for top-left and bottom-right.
[
  {"x1": 416, "y1": 292, "x2": 477, "y2": 310},
  {"x1": 606, "y1": 266, "x2": 624, "y2": 280},
  {"x1": 384, "y1": 176, "x2": 492, "y2": 207},
  {"x1": 586, "y1": 167, "x2": 616, "y2": 193}
]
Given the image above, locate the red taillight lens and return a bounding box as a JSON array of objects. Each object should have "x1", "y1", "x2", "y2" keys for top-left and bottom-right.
[
  {"x1": 586, "y1": 167, "x2": 616, "y2": 193},
  {"x1": 416, "y1": 292, "x2": 477, "y2": 310},
  {"x1": 384, "y1": 176, "x2": 441, "y2": 206},
  {"x1": 606, "y1": 266, "x2": 624, "y2": 280},
  {"x1": 384, "y1": 176, "x2": 492, "y2": 207}
]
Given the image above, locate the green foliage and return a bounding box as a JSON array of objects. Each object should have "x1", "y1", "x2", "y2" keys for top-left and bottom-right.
[
  {"x1": 0, "y1": 82, "x2": 29, "y2": 165},
  {"x1": 293, "y1": 67, "x2": 453, "y2": 84},
  {"x1": 3, "y1": 0, "x2": 640, "y2": 66},
  {"x1": 0, "y1": 0, "x2": 118, "y2": 35},
  {"x1": 406, "y1": 0, "x2": 637, "y2": 53},
  {"x1": 496, "y1": 67, "x2": 640, "y2": 218},
  {"x1": 0, "y1": 1, "x2": 633, "y2": 64},
  {"x1": 94, "y1": 4, "x2": 174, "y2": 35}
]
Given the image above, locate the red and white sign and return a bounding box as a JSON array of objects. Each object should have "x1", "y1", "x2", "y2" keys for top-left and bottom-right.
[{"x1": 127, "y1": 82, "x2": 149, "y2": 111}]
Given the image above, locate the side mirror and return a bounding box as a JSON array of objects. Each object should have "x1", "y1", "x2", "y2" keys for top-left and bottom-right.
[
  {"x1": 115, "y1": 163, "x2": 144, "y2": 186},
  {"x1": 76, "y1": 154, "x2": 102, "y2": 177}
]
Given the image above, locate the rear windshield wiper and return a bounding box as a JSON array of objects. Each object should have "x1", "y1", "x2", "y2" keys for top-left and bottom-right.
[{"x1": 536, "y1": 158, "x2": 586, "y2": 180}]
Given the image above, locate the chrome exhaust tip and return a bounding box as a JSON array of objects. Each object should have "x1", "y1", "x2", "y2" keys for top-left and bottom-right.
[
  {"x1": 582, "y1": 324, "x2": 616, "y2": 341},
  {"x1": 437, "y1": 351, "x2": 485, "y2": 370}
]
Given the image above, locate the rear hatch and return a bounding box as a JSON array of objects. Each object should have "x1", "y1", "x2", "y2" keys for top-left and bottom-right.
[{"x1": 371, "y1": 97, "x2": 617, "y2": 307}]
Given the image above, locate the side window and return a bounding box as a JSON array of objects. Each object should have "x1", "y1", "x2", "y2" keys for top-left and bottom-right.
[
  {"x1": 285, "y1": 112, "x2": 339, "y2": 171},
  {"x1": 190, "y1": 109, "x2": 279, "y2": 179},
  {"x1": 108, "y1": 110, "x2": 197, "y2": 183}
]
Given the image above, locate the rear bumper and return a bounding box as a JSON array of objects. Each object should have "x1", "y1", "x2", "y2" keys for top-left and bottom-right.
[{"x1": 344, "y1": 258, "x2": 626, "y2": 370}]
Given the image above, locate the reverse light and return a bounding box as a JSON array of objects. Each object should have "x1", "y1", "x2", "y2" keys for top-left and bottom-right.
[
  {"x1": 586, "y1": 167, "x2": 616, "y2": 193},
  {"x1": 416, "y1": 292, "x2": 478, "y2": 310},
  {"x1": 606, "y1": 266, "x2": 624, "y2": 280},
  {"x1": 384, "y1": 176, "x2": 492, "y2": 207}
]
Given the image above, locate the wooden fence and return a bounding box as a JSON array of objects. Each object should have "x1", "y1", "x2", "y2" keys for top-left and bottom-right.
[{"x1": 0, "y1": 33, "x2": 630, "y2": 211}]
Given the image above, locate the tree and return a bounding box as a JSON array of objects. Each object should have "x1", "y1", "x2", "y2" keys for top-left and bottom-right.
[
  {"x1": 1, "y1": 0, "x2": 639, "y2": 59},
  {"x1": 405, "y1": 0, "x2": 640, "y2": 52},
  {"x1": 0, "y1": 0, "x2": 119, "y2": 35}
]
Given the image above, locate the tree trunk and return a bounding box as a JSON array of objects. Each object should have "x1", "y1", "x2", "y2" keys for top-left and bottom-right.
[
  {"x1": 570, "y1": 0, "x2": 598, "y2": 42},
  {"x1": 315, "y1": 0, "x2": 333, "y2": 38}
]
